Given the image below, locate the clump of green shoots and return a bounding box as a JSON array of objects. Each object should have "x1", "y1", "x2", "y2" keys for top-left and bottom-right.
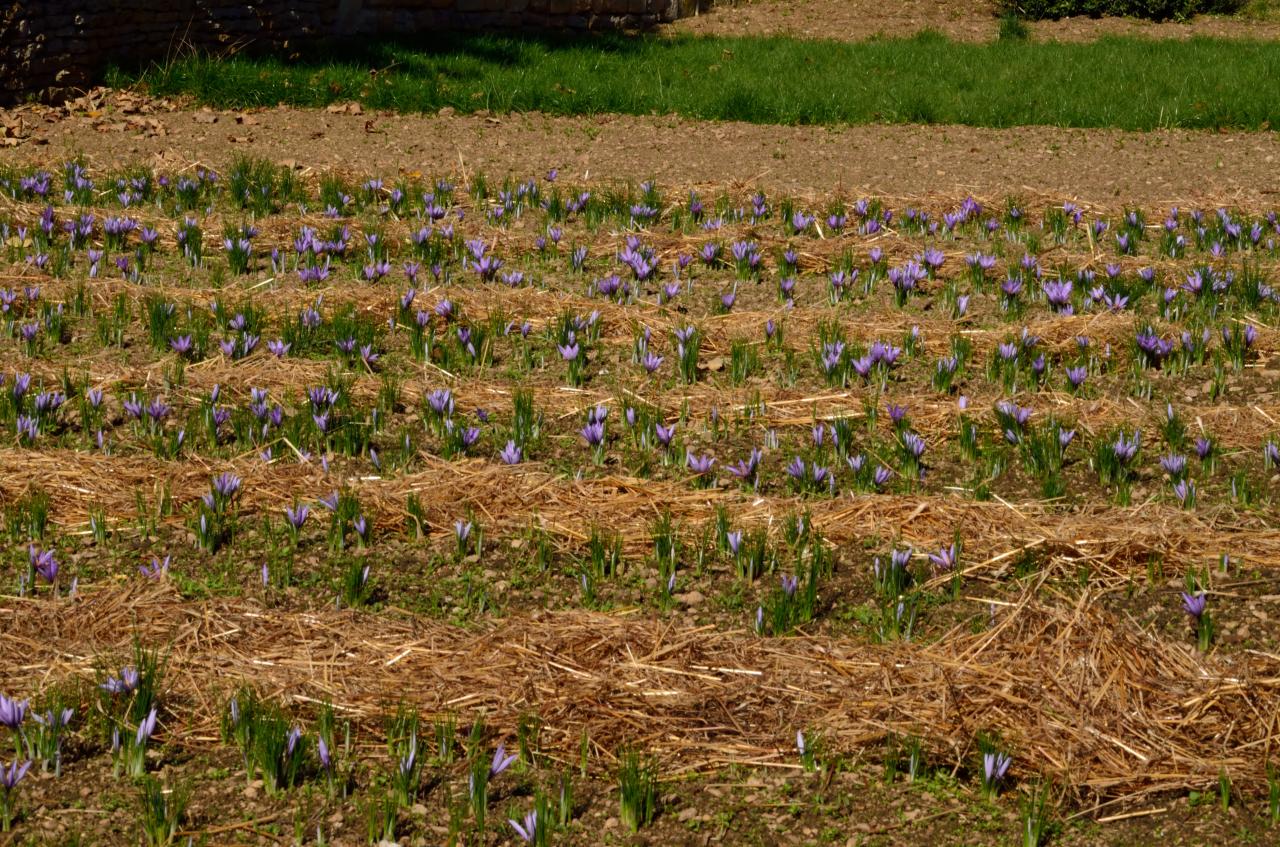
[
  {"x1": 386, "y1": 703, "x2": 422, "y2": 806},
  {"x1": 617, "y1": 750, "x2": 658, "y2": 833},
  {"x1": 221, "y1": 689, "x2": 306, "y2": 794},
  {"x1": 1267, "y1": 763, "x2": 1279, "y2": 825},
  {"x1": 136, "y1": 777, "x2": 188, "y2": 846},
  {"x1": 466, "y1": 719, "x2": 516, "y2": 834},
  {"x1": 29, "y1": 690, "x2": 74, "y2": 776},
  {"x1": 674, "y1": 325, "x2": 700, "y2": 384},
  {"x1": 796, "y1": 728, "x2": 821, "y2": 773},
  {"x1": 883, "y1": 733, "x2": 925, "y2": 784},
  {"x1": 99, "y1": 642, "x2": 165, "y2": 779},
  {"x1": 1022, "y1": 780, "x2": 1055, "y2": 847},
  {"x1": 1093, "y1": 428, "x2": 1140, "y2": 504}
]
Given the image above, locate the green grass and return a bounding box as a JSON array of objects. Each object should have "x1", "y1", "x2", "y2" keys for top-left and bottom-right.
[
  {"x1": 111, "y1": 30, "x2": 1280, "y2": 131},
  {"x1": 1000, "y1": 0, "x2": 1242, "y2": 21}
]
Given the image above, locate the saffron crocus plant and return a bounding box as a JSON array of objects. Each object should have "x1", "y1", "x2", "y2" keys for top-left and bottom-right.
[
  {"x1": 1094, "y1": 428, "x2": 1141, "y2": 503},
  {"x1": 468, "y1": 742, "x2": 517, "y2": 831},
  {"x1": 558, "y1": 338, "x2": 584, "y2": 387},
  {"x1": 796, "y1": 729, "x2": 819, "y2": 773},
  {"x1": 393, "y1": 733, "x2": 420, "y2": 805},
  {"x1": 509, "y1": 809, "x2": 542, "y2": 845},
  {"x1": 0, "y1": 696, "x2": 28, "y2": 761},
  {"x1": 982, "y1": 750, "x2": 1012, "y2": 798},
  {"x1": 31, "y1": 701, "x2": 73, "y2": 776},
  {"x1": 116, "y1": 706, "x2": 159, "y2": 778},
  {"x1": 898, "y1": 431, "x2": 927, "y2": 481},
  {"x1": 580, "y1": 419, "x2": 606, "y2": 464},
  {"x1": 1181, "y1": 589, "x2": 1213, "y2": 652},
  {"x1": 0, "y1": 759, "x2": 31, "y2": 831}
]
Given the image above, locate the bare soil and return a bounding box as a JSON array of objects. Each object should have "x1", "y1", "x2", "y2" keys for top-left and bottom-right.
[
  {"x1": 674, "y1": 0, "x2": 1280, "y2": 42},
  {"x1": 6, "y1": 93, "x2": 1280, "y2": 210}
]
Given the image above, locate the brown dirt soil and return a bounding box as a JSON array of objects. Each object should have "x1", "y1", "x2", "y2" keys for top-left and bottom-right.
[
  {"x1": 8, "y1": 97, "x2": 1280, "y2": 210},
  {"x1": 674, "y1": 0, "x2": 1280, "y2": 42}
]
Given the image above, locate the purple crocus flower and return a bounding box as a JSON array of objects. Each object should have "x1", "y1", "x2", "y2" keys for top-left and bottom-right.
[
  {"x1": 499, "y1": 440, "x2": 523, "y2": 465},
  {"x1": 509, "y1": 810, "x2": 538, "y2": 843},
  {"x1": 135, "y1": 707, "x2": 158, "y2": 745},
  {"x1": 28, "y1": 545, "x2": 57, "y2": 584},
  {"x1": 0, "y1": 696, "x2": 27, "y2": 730},
  {"x1": 901, "y1": 432, "x2": 926, "y2": 459},
  {"x1": 35, "y1": 705, "x2": 74, "y2": 733},
  {"x1": 425, "y1": 388, "x2": 454, "y2": 418},
  {"x1": 983, "y1": 751, "x2": 1011, "y2": 786},
  {"x1": 1181, "y1": 591, "x2": 1207, "y2": 618},
  {"x1": 927, "y1": 543, "x2": 957, "y2": 574},
  {"x1": 139, "y1": 555, "x2": 170, "y2": 579},
  {"x1": 212, "y1": 472, "x2": 241, "y2": 499},
  {"x1": 726, "y1": 449, "x2": 762, "y2": 483},
  {"x1": 0, "y1": 759, "x2": 30, "y2": 792},
  {"x1": 1058, "y1": 429, "x2": 1076, "y2": 451},
  {"x1": 489, "y1": 743, "x2": 516, "y2": 778},
  {"x1": 100, "y1": 667, "x2": 139, "y2": 696},
  {"x1": 1112, "y1": 430, "x2": 1141, "y2": 463},
  {"x1": 145, "y1": 398, "x2": 170, "y2": 422},
  {"x1": 280, "y1": 504, "x2": 307, "y2": 532},
  {"x1": 686, "y1": 451, "x2": 715, "y2": 475},
  {"x1": 580, "y1": 421, "x2": 605, "y2": 448},
  {"x1": 1160, "y1": 454, "x2": 1187, "y2": 478},
  {"x1": 1266, "y1": 441, "x2": 1280, "y2": 467}
]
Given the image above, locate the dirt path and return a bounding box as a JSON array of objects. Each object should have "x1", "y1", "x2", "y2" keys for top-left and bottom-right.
[
  {"x1": 12, "y1": 105, "x2": 1280, "y2": 209},
  {"x1": 674, "y1": 0, "x2": 1280, "y2": 42}
]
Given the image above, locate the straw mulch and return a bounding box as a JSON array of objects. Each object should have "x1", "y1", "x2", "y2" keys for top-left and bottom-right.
[
  {"x1": 1, "y1": 583, "x2": 1275, "y2": 802},
  {"x1": 2, "y1": 446, "x2": 1277, "y2": 573}
]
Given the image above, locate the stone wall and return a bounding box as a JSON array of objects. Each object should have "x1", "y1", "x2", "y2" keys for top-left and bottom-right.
[{"x1": 0, "y1": 0, "x2": 710, "y2": 105}]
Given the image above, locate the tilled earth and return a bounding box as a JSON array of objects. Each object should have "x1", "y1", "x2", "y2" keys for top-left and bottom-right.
[
  {"x1": 4, "y1": 90, "x2": 1280, "y2": 210},
  {"x1": 2, "y1": 74, "x2": 1280, "y2": 847}
]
